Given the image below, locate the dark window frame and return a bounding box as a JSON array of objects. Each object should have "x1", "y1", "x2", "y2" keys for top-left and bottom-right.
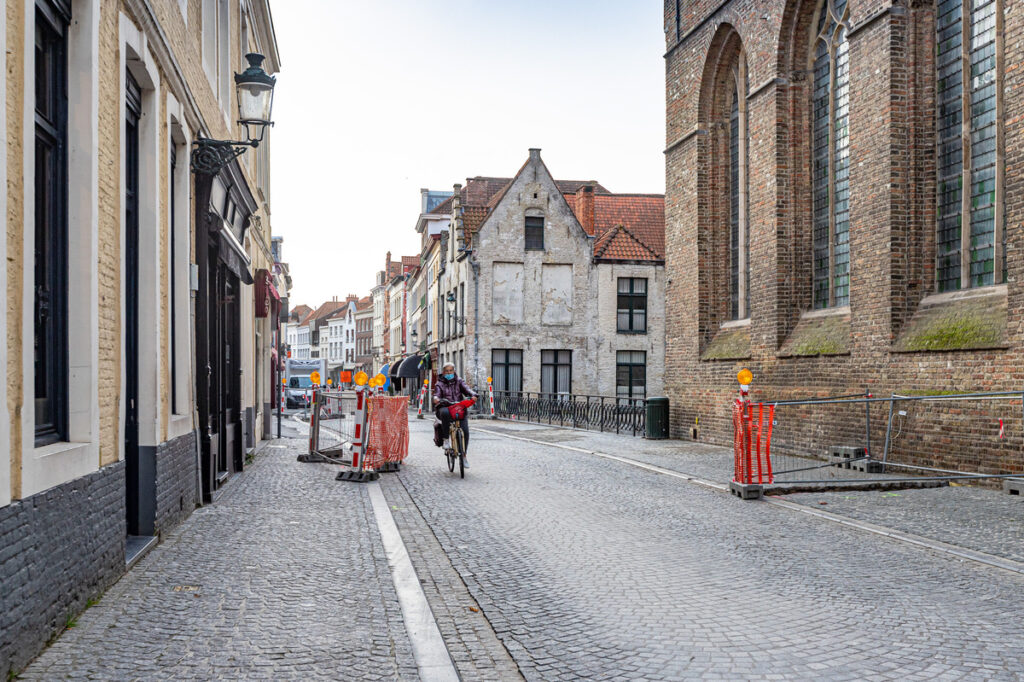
[
  {"x1": 540, "y1": 349, "x2": 572, "y2": 396},
  {"x1": 525, "y1": 216, "x2": 544, "y2": 251},
  {"x1": 34, "y1": 0, "x2": 71, "y2": 446},
  {"x1": 616, "y1": 350, "x2": 647, "y2": 399},
  {"x1": 616, "y1": 278, "x2": 648, "y2": 334},
  {"x1": 491, "y1": 348, "x2": 523, "y2": 393}
]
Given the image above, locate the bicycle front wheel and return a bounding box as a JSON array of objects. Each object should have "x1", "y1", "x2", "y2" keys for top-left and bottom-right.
[{"x1": 453, "y1": 427, "x2": 466, "y2": 479}]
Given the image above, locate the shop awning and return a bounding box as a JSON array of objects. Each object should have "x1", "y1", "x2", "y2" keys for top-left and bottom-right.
[{"x1": 396, "y1": 354, "x2": 423, "y2": 378}]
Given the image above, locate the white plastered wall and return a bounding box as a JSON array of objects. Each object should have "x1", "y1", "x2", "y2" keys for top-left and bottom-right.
[
  {"x1": 119, "y1": 14, "x2": 163, "y2": 452},
  {"x1": 166, "y1": 93, "x2": 194, "y2": 441},
  {"x1": 20, "y1": 0, "x2": 102, "y2": 498}
]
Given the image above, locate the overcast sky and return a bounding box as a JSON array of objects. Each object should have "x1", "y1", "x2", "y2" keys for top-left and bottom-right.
[{"x1": 271, "y1": 0, "x2": 665, "y2": 308}]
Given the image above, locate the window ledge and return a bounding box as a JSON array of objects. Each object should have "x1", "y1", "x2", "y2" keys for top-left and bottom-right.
[
  {"x1": 34, "y1": 440, "x2": 91, "y2": 459},
  {"x1": 892, "y1": 285, "x2": 1008, "y2": 353},
  {"x1": 701, "y1": 323, "x2": 751, "y2": 361},
  {"x1": 616, "y1": 330, "x2": 648, "y2": 335},
  {"x1": 778, "y1": 307, "x2": 851, "y2": 358},
  {"x1": 720, "y1": 317, "x2": 751, "y2": 330}
]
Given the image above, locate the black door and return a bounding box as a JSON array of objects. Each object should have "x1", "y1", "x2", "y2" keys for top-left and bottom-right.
[
  {"x1": 221, "y1": 274, "x2": 242, "y2": 475},
  {"x1": 124, "y1": 72, "x2": 143, "y2": 536}
]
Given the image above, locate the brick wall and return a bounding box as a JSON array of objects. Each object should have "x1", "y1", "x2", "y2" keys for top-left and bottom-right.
[
  {"x1": 665, "y1": 0, "x2": 1024, "y2": 474},
  {"x1": 0, "y1": 462, "x2": 125, "y2": 679},
  {"x1": 154, "y1": 430, "x2": 198, "y2": 536}
]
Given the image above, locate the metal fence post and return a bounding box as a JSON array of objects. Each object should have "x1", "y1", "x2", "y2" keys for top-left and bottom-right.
[
  {"x1": 881, "y1": 394, "x2": 896, "y2": 470},
  {"x1": 864, "y1": 388, "x2": 871, "y2": 458}
]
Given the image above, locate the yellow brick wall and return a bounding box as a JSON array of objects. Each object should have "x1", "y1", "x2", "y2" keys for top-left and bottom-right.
[
  {"x1": 6, "y1": 0, "x2": 276, "y2": 480},
  {"x1": 6, "y1": 0, "x2": 25, "y2": 498},
  {"x1": 97, "y1": 1, "x2": 122, "y2": 466}
]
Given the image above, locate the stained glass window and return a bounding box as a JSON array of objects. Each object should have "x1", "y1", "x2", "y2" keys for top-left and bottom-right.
[
  {"x1": 811, "y1": 0, "x2": 850, "y2": 309},
  {"x1": 937, "y1": 0, "x2": 1001, "y2": 290}
]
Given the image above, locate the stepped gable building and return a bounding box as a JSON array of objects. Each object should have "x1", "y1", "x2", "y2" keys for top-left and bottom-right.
[
  {"x1": 663, "y1": 0, "x2": 1023, "y2": 472},
  {"x1": 436, "y1": 149, "x2": 665, "y2": 399}
]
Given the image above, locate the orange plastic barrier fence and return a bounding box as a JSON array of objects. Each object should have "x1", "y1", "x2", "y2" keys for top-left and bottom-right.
[
  {"x1": 363, "y1": 396, "x2": 410, "y2": 469},
  {"x1": 733, "y1": 399, "x2": 774, "y2": 485}
]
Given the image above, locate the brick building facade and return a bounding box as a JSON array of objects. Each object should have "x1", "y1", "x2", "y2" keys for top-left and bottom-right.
[{"x1": 664, "y1": 0, "x2": 1024, "y2": 472}]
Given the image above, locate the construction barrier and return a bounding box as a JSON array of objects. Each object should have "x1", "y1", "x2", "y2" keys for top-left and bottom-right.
[
  {"x1": 733, "y1": 399, "x2": 774, "y2": 486},
  {"x1": 416, "y1": 385, "x2": 427, "y2": 418},
  {"x1": 488, "y1": 382, "x2": 495, "y2": 417},
  {"x1": 363, "y1": 396, "x2": 410, "y2": 470}
]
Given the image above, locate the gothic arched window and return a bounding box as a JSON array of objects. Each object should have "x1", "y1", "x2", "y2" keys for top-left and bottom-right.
[
  {"x1": 729, "y1": 59, "x2": 749, "y2": 320},
  {"x1": 811, "y1": 0, "x2": 850, "y2": 308},
  {"x1": 937, "y1": 0, "x2": 1001, "y2": 291}
]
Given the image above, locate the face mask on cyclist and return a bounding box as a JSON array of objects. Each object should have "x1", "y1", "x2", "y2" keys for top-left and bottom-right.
[{"x1": 443, "y1": 373, "x2": 455, "y2": 381}]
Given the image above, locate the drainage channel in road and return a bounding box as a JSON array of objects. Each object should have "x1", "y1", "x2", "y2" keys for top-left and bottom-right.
[{"x1": 474, "y1": 426, "x2": 1024, "y2": 578}]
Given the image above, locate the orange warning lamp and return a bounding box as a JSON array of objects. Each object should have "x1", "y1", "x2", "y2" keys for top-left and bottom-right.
[
  {"x1": 310, "y1": 371, "x2": 321, "y2": 386},
  {"x1": 487, "y1": 377, "x2": 492, "y2": 384},
  {"x1": 354, "y1": 371, "x2": 368, "y2": 386},
  {"x1": 326, "y1": 378, "x2": 333, "y2": 386},
  {"x1": 737, "y1": 368, "x2": 753, "y2": 395},
  {"x1": 374, "y1": 373, "x2": 386, "y2": 387},
  {"x1": 423, "y1": 379, "x2": 429, "y2": 386}
]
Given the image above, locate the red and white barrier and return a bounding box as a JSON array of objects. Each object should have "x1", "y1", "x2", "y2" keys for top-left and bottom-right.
[
  {"x1": 350, "y1": 386, "x2": 368, "y2": 470},
  {"x1": 416, "y1": 385, "x2": 427, "y2": 418},
  {"x1": 488, "y1": 381, "x2": 495, "y2": 417}
]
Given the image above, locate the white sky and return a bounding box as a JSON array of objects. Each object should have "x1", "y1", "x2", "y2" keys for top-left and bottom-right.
[{"x1": 270, "y1": 0, "x2": 666, "y2": 309}]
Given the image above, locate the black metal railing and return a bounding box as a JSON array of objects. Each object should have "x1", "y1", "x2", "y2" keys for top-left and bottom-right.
[{"x1": 492, "y1": 390, "x2": 647, "y2": 437}]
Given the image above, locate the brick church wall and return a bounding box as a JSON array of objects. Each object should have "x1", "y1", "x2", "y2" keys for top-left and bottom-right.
[{"x1": 664, "y1": 0, "x2": 1024, "y2": 474}]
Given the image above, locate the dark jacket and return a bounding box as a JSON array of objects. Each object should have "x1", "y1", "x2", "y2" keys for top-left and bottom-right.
[{"x1": 434, "y1": 375, "x2": 476, "y2": 405}]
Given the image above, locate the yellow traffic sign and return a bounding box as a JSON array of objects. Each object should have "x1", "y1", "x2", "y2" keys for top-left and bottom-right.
[{"x1": 310, "y1": 371, "x2": 321, "y2": 385}]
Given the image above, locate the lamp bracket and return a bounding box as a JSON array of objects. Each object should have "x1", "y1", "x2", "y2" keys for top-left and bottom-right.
[{"x1": 191, "y1": 137, "x2": 258, "y2": 176}]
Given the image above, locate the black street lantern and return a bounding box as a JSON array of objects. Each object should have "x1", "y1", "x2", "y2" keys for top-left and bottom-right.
[
  {"x1": 235, "y1": 53, "x2": 276, "y2": 144},
  {"x1": 446, "y1": 291, "x2": 467, "y2": 325},
  {"x1": 191, "y1": 53, "x2": 276, "y2": 176}
]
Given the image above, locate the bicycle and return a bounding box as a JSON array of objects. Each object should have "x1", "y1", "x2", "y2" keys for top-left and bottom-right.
[{"x1": 443, "y1": 398, "x2": 475, "y2": 479}]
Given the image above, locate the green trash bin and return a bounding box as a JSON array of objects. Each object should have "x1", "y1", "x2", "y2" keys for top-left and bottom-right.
[{"x1": 646, "y1": 397, "x2": 669, "y2": 439}]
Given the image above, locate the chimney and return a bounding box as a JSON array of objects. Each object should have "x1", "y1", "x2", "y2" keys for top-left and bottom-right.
[
  {"x1": 578, "y1": 183, "x2": 596, "y2": 236},
  {"x1": 386, "y1": 251, "x2": 391, "y2": 272},
  {"x1": 529, "y1": 147, "x2": 541, "y2": 162}
]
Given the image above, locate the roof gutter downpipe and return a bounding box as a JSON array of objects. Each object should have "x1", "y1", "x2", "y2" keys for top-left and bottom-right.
[{"x1": 470, "y1": 250, "x2": 481, "y2": 393}]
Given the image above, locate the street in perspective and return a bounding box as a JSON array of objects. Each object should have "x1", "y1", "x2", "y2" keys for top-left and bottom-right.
[{"x1": 2, "y1": 1, "x2": 1024, "y2": 680}]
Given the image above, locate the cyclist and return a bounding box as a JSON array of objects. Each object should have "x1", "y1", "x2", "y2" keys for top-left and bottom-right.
[{"x1": 433, "y1": 363, "x2": 477, "y2": 467}]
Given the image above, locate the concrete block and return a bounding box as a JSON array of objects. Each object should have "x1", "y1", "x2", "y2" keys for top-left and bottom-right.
[
  {"x1": 1004, "y1": 478, "x2": 1024, "y2": 496},
  {"x1": 729, "y1": 481, "x2": 763, "y2": 500}
]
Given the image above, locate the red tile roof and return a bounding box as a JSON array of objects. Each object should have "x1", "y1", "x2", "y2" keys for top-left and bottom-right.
[
  {"x1": 430, "y1": 164, "x2": 658, "y2": 262},
  {"x1": 565, "y1": 193, "x2": 665, "y2": 262},
  {"x1": 300, "y1": 300, "x2": 346, "y2": 326}
]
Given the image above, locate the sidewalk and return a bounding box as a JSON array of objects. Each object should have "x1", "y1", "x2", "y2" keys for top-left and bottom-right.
[
  {"x1": 477, "y1": 420, "x2": 1024, "y2": 567},
  {"x1": 20, "y1": 438, "x2": 418, "y2": 680}
]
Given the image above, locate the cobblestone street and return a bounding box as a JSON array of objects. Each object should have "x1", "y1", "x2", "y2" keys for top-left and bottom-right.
[{"x1": 21, "y1": 416, "x2": 1024, "y2": 680}]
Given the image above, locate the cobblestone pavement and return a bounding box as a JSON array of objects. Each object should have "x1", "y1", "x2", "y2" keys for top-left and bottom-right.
[
  {"x1": 19, "y1": 416, "x2": 1024, "y2": 681},
  {"x1": 396, "y1": 419, "x2": 1024, "y2": 680},
  {"x1": 479, "y1": 420, "x2": 1024, "y2": 565},
  {"x1": 20, "y1": 438, "x2": 418, "y2": 681}
]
